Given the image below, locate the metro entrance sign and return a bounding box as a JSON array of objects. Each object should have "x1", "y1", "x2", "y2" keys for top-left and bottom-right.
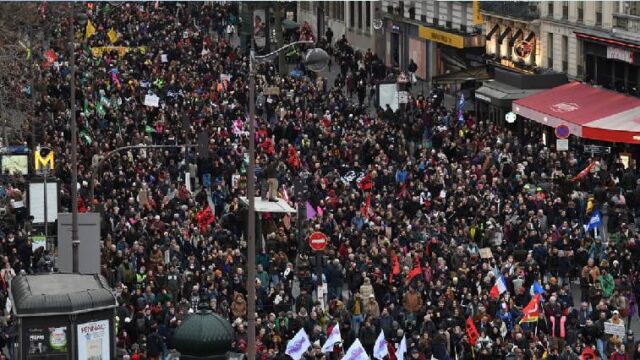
[{"x1": 308, "y1": 232, "x2": 328, "y2": 251}]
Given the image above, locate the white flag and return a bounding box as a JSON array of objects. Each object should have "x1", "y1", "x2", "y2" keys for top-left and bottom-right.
[
  {"x1": 373, "y1": 330, "x2": 389, "y2": 359},
  {"x1": 343, "y1": 338, "x2": 369, "y2": 360},
  {"x1": 396, "y1": 335, "x2": 407, "y2": 360},
  {"x1": 285, "y1": 328, "x2": 311, "y2": 360},
  {"x1": 321, "y1": 322, "x2": 342, "y2": 353}
]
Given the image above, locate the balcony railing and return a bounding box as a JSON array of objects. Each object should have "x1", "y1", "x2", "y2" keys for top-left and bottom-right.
[
  {"x1": 480, "y1": 1, "x2": 539, "y2": 21},
  {"x1": 614, "y1": 12, "x2": 640, "y2": 32}
]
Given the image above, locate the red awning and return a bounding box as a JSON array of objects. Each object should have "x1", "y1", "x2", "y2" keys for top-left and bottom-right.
[
  {"x1": 512, "y1": 82, "x2": 640, "y2": 144},
  {"x1": 575, "y1": 32, "x2": 640, "y2": 51}
]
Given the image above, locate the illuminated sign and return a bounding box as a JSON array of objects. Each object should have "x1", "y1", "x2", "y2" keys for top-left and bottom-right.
[
  {"x1": 419, "y1": 26, "x2": 464, "y2": 49},
  {"x1": 514, "y1": 40, "x2": 533, "y2": 58},
  {"x1": 34, "y1": 150, "x2": 55, "y2": 171}
]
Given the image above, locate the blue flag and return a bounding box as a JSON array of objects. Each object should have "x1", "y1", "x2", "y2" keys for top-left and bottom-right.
[
  {"x1": 457, "y1": 93, "x2": 465, "y2": 125},
  {"x1": 587, "y1": 210, "x2": 602, "y2": 231},
  {"x1": 531, "y1": 281, "x2": 545, "y2": 295}
]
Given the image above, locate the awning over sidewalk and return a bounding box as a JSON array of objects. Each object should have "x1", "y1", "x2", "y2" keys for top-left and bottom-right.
[
  {"x1": 475, "y1": 80, "x2": 544, "y2": 108},
  {"x1": 432, "y1": 66, "x2": 491, "y2": 84},
  {"x1": 513, "y1": 82, "x2": 640, "y2": 144}
]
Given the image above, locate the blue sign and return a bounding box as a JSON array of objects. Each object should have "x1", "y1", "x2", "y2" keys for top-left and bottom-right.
[
  {"x1": 587, "y1": 210, "x2": 602, "y2": 231},
  {"x1": 202, "y1": 173, "x2": 211, "y2": 188}
]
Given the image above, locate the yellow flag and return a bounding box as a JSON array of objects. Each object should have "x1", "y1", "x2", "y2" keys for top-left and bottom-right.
[
  {"x1": 473, "y1": 0, "x2": 484, "y2": 25},
  {"x1": 85, "y1": 20, "x2": 96, "y2": 40},
  {"x1": 107, "y1": 28, "x2": 118, "y2": 44}
]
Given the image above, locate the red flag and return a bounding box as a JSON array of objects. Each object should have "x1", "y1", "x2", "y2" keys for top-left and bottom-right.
[
  {"x1": 389, "y1": 253, "x2": 400, "y2": 284},
  {"x1": 357, "y1": 173, "x2": 373, "y2": 191},
  {"x1": 361, "y1": 193, "x2": 372, "y2": 219},
  {"x1": 465, "y1": 318, "x2": 479, "y2": 346},
  {"x1": 571, "y1": 161, "x2": 596, "y2": 182},
  {"x1": 43, "y1": 49, "x2": 57, "y2": 68},
  {"x1": 520, "y1": 294, "x2": 541, "y2": 323},
  {"x1": 405, "y1": 260, "x2": 422, "y2": 285},
  {"x1": 196, "y1": 206, "x2": 215, "y2": 232}
]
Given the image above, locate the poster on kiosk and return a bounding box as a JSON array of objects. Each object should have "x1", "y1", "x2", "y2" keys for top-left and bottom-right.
[{"x1": 77, "y1": 320, "x2": 110, "y2": 360}]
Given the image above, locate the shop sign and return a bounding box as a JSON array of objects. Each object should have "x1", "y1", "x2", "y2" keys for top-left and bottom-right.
[
  {"x1": 419, "y1": 26, "x2": 464, "y2": 49},
  {"x1": 505, "y1": 112, "x2": 517, "y2": 123},
  {"x1": 475, "y1": 93, "x2": 491, "y2": 103},
  {"x1": 514, "y1": 40, "x2": 533, "y2": 59},
  {"x1": 607, "y1": 46, "x2": 634, "y2": 64},
  {"x1": 550, "y1": 102, "x2": 579, "y2": 113}
]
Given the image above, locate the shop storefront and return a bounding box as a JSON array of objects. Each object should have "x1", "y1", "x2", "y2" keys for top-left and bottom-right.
[
  {"x1": 513, "y1": 81, "x2": 640, "y2": 163},
  {"x1": 475, "y1": 68, "x2": 567, "y2": 125},
  {"x1": 418, "y1": 25, "x2": 485, "y2": 82},
  {"x1": 577, "y1": 32, "x2": 640, "y2": 95}
]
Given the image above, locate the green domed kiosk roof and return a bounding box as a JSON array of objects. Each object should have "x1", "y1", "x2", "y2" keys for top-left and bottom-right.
[{"x1": 173, "y1": 310, "x2": 234, "y2": 359}]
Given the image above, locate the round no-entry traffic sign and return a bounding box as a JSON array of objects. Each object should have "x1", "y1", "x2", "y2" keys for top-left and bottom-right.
[
  {"x1": 308, "y1": 232, "x2": 328, "y2": 251},
  {"x1": 555, "y1": 125, "x2": 570, "y2": 139}
]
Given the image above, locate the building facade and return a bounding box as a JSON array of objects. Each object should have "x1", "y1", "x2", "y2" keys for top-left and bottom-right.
[
  {"x1": 379, "y1": 0, "x2": 485, "y2": 82},
  {"x1": 299, "y1": 1, "x2": 485, "y2": 83},
  {"x1": 481, "y1": 2, "x2": 542, "y2": 73},
  {"x1": 296, "y1": 1, "x2": 378, "y2": 53},
  {"x1": 540, "y1": 1, "x2": 640, "y2": 96}
]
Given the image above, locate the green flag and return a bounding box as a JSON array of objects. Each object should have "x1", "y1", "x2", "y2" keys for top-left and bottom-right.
[
  {"x1": 145, "y1": 125, "x2": 155, "y2": 133},
  {"x1": 95, "y1": 102, "x2": 105, "y2": 117},
  {"x1": 80, "y1": 131, "x2": 93, "y2": 145}
]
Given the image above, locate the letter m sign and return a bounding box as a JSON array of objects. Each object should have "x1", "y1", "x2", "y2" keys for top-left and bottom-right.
[{"x1": 34, "y1": 150, "x2": 55, "y2": 171}]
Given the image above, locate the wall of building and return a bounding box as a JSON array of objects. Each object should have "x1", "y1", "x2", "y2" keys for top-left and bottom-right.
[
  {"x1": 538, "y1": 1, "x2": 617, "y2": 80},
  {"x1": 297, "y1": 1, "x2": 377, "y2": 51}
]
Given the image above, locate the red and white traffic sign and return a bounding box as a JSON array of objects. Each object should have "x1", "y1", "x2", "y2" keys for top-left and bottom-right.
[{"x1": 308, "y1": 232, "x2": 328, "y2": 251}]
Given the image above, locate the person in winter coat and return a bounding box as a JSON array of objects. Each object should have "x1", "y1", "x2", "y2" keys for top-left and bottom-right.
[
  {"x1": 359, "y1": 277, "x2": 374, "y2": 299},
  {"x1": 403, "y1": 287, "x2": 423, "y2": 321},
  {"x1": 365, "y1": 294, "x2": 380, "y2": 319},
  {"x1": 231, "y1": 292, "x2": 247, "y2": 318}
]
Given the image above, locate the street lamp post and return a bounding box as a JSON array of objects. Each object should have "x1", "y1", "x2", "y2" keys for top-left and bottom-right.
[
  {"x1": 246, "y1": 39, "x2": 329, "y2": 359},
  {"x1": 69, "y1": 12, "x2": 80, "y2": 273}
]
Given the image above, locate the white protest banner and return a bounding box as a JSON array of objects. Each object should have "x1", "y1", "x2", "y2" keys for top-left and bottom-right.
[
  {"x1": 144, "y1": 94, "x2": 160, "y2": 107},
  {"x1": 161, "y1": 54, "x2": 168, "y2": 63},
  {"x1": 604, "y1": 322, "x2": 625, "y2": 337}
]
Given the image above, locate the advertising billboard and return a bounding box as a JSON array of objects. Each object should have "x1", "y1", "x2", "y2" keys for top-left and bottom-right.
[
  {"x1": 77, "y1": 320, "x2": 110, "y2": 360},
  {"x1": 27, "y1": 326, "x2": 68, "y2": 358}
]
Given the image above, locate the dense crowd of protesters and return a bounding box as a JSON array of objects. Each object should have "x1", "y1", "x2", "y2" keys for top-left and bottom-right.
[{"x1": 0, "y1": 2, "x2": 640, "y2": 360}]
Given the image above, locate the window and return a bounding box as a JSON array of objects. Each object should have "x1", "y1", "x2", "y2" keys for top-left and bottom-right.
[
  {"x1": 562, "y1": 35, "x2": 568, "y2": 72},
  {"x1": 548, "y1": 2, "x2": 554, "y2": 16},
  {"x1": 357, "y1": 1, "x2": 362, "y2": 28},
  {"x1": 577, "y1": 1, "x2": 584, "y2": 22},
  {"x1": 366, "y1": 1, "x2": 371, "y2": 29},
  {"x1": 547, "y1": 33, "x2": 554, "y2": 68},
  {"x1": 630, "y1": 1, "x2": 640, "y2": 16},
  {"x1": 350, "y1": 1, "x2": 355, "y2": 27},
  {"x1": 577, "y1": 40, "x2": 584, "y2": 77},
  {"x1": 398, "y1": 1, "x2": 405, "y2": 16},
  {"x1": 562, "y1": 1, "x2": 568, "y2": 19},
  {"x1": 446, "y1": 20, "x2": 452, "y2": 28},
  {"x1": 596, "y1": 1, "x2": 602, "y2": 26}
]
